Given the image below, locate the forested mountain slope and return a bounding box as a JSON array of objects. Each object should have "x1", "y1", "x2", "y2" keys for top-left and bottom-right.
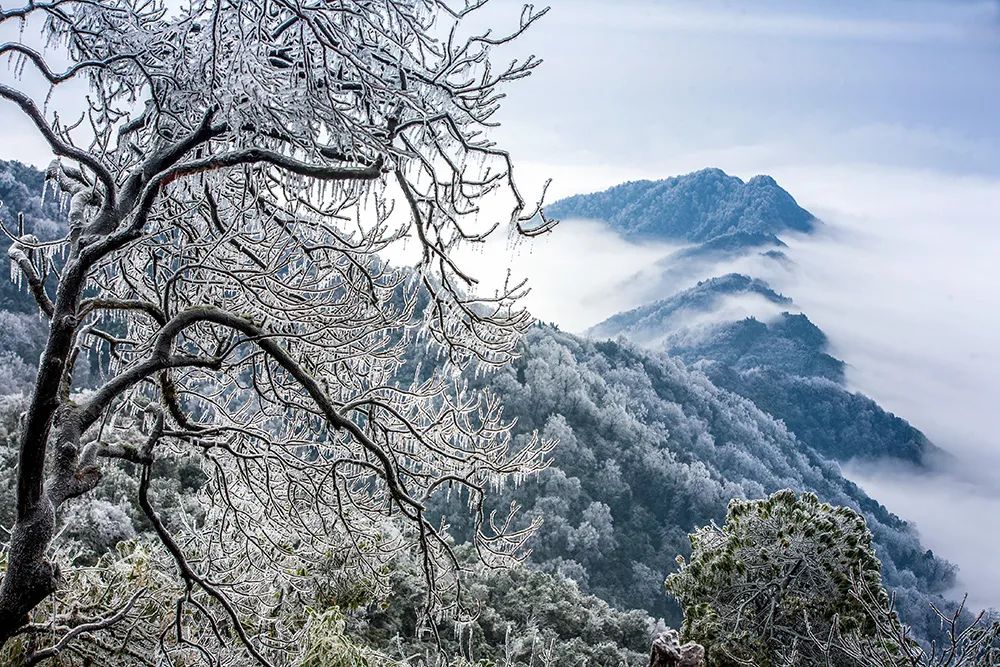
[
  {"x1": 570, "y1": 170, "x2": 937, "y2": 465},
  {"x1": 0, "y1": 160, "x2": 66, "y2": 393},
  {"x1": 434, "y1": 326, "x2": 957, "y2": 639},
  {"x1": 588, "y1": 273, "x2": 792, "y2": 347},
  {"x1": 587, "y1": 274, "x2": 935, "y2": 463},
  {"x1": 0, "y1": 159, "x2": 63, "y2": 242},
  {"x1": 672, "y1": 312, "x2": 844, "y2": 381}
]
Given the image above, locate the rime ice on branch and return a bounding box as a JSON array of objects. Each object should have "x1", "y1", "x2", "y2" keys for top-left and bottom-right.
[{"x1": 0, "y1": 0, "x2": 554, "y2": 663}]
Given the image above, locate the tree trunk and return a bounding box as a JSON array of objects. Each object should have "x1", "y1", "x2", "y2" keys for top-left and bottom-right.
[
  {"x1": 0, "y1": 258, "x2": 91, "y2": 648},
  {"x1": 648, "y1": 629, "x2": 706, "y2": 667},
  {"x1": 0, "y1": 499, "x2": 58, "y2": 646}
]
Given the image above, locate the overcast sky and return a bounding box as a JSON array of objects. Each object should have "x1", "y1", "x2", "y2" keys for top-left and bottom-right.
[
  {"x1": 3, "y1": 0, "x2": 1000, "y2": 609},
  {"x1": 478, "y1": 0, "x2": 1000, "y2": 186}
]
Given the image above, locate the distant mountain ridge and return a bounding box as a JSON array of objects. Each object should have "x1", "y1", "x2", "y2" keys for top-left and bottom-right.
[
  {"x1": 666, "y1": 230, "x2": 787, "y2": 264},
  {"x1": 589, "y1": 273, "x2": 791, "y2": 344},
  {"x1": 545, "y1": 168, "x2": 816, "y2": 242},
  {"x1": 571, "y1": 169, "x2": 939, "y2": 466},
  {"x1": 672, "y1": 312, "x2": 845, "y2": 383},
  {"x1": 588, "y1": 267, "x2": 936, "y2": 465}
]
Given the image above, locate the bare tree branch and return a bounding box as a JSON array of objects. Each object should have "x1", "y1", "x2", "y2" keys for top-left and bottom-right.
[{"x1": 0, "y1": 1, "x2": 553, "y2": 661}]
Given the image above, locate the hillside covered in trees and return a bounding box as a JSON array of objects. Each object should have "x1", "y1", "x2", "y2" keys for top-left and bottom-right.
[{"x1": 438, "y1": 326, "x2": 959, "y2": 636}]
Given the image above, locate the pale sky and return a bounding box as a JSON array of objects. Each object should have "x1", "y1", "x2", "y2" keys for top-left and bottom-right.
[
  {"x1": 2, "y1": 0, "x2": 1000, "y2": 609},
  {"x1": 479, "y1": 0, "x2": 1000, "y2": 189}
]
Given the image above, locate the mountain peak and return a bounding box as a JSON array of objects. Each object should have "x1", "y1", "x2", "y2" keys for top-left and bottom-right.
[
  {"x1": 746, "y1": 174, "x2": 778, "y2": 187},
  {"x1": 545, "y1": 168, "x2": 815, "y2": 242}
]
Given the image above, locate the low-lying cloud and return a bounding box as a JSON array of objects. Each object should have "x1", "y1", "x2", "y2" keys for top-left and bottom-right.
[
  {"x1": 450, "y1": 218, "x2": 681, "y2": 333},
  {"x1": 845, "y1": 458, "x2": 1000, "y2": 612}
]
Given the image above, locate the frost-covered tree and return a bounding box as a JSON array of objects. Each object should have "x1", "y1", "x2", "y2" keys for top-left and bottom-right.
[
  {"x1": 666, "y1": 491, "x2": 886, "y2": 666},
  {"x1": 428, "y1": 326, "x2": 958, "y2": 632},
  {"x1": 0, "y1": 0, "x2": 554, "y2": 662},
  {"x1": 812, "y1": 580, "x2": 1000, "y2": 667}
]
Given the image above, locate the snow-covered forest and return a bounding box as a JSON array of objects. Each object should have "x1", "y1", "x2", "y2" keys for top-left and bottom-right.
[{"x1": 0, "y1": 1, "x2": 997, "y2": 666}]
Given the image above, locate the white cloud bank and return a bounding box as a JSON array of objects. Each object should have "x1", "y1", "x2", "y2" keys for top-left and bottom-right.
[{"x1": 450, "y1": 218, "x2": 681, "y2": 333}]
